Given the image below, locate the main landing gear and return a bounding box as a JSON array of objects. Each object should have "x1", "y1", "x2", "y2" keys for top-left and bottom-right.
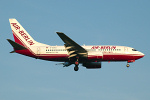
[
  {"x1": 74, "y1": 59, "x2": 79, "y2": 71},
  {"x1": 74, "y1": 65, "x2": 79, "y2": 71}
]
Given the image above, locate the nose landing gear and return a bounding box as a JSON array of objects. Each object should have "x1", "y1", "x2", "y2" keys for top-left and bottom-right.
[
  {"x1": 126, "y1": 63, "x2": 130, "y2": 67},
  {"x1": 126, "y1": 60, "x2": 135, "y2": 67}
]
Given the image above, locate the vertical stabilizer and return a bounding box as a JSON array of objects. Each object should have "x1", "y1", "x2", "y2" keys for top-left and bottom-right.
[
  {"x1": 9, "y1": 19, "x2": 37, "y2": 47},
  {"x1": 9, "y1": 19, "x2": 48, "y2": 47}
]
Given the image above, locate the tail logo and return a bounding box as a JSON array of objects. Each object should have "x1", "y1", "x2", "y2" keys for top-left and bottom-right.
[{"x1": 11, "y1": 23, "x2": 35, "y2": 45}]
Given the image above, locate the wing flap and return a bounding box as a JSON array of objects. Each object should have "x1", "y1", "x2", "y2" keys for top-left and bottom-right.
[{"x1": 68, "y1": 54, "x2": 77, "y2": 58}]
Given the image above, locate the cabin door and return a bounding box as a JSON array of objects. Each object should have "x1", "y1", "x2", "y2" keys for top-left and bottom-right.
[
  {"x1": 37, "y1": 47, "x2": 40, "y2": 55},
  {"x1": 124, "y1": 47, "x2": 128, "y2": 52}
]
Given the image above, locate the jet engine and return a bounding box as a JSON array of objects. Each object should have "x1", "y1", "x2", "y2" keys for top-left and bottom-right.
[{"x1": 82, "y1": 62, "x2": 101, "y2": 69}]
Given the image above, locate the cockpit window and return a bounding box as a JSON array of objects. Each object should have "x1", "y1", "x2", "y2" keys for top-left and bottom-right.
[{"x1": 132, "y1": 49, "x2": 137, "y2": 51}]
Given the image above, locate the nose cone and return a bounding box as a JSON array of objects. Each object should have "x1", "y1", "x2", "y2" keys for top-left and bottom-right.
[
  {"x1": 134, "y1": 52, "x2": 145, "y2": 60},
  {"x1": 140, "y1": 52, "x2": 145, "y2": 58}
]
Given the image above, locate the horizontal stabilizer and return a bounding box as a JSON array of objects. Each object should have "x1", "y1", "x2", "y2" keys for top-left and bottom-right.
[
  {"x1": 10, "y1": 50, "x2": 16, "y2": 53},
  {"x1": 7, "y1": 39, "x2": 27, "y2": 50}
]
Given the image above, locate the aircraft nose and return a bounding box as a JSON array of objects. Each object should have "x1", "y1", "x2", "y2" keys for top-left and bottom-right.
[{"x1": 140, "y1": 52, "x2": 145, "y2": 58}]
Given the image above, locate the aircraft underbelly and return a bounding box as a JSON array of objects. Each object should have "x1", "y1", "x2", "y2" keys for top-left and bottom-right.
[{"x1": 103, "y1": 54, "x2": 135, "y2": 61}]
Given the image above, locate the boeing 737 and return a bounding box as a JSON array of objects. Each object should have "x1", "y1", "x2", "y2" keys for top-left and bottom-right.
[{"x1": 7, "y1": 19, "x2": 145, "y2": 71}]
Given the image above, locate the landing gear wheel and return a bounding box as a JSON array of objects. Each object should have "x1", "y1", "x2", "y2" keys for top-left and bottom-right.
[
  {"x1": 126, "y1": 64, "x2": 130, "y2": 67},
  {"x1": 74, "y1": 66, "x2": 79, "y2": 71}
]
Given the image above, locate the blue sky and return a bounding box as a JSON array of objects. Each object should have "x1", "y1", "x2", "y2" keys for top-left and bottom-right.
[{"x1": 0, "y1": 0, "x2": 150, "y2": 100}]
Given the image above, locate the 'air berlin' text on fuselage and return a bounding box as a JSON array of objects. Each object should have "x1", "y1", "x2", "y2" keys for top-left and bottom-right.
[
  {"x1": 91, "y1": 46, "x2": 116, "y2": 49},
  {"x1": 11, "y1": 23, "x2": 34, "y2": 45}
]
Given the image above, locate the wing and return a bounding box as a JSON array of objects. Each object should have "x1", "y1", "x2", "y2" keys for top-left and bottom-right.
[{"x1": 56, "y1": 32, "x2": 87, "y2": 58}]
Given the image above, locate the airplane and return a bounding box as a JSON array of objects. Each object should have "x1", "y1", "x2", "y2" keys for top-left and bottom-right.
[{"x1": 7, "y1": 19, "x2": 145, "y2": 71}]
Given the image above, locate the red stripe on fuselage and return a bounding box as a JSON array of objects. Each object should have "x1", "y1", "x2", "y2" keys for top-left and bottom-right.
[
  {"x1": 35, "y1": 53, "x2": 143, "y2": 62},
  {"x1": 103, "y1": 54, "x2": 142, "y2": 61},
  {"x1": 36, "y1": 54, "x2": 69, "y2": 61}
]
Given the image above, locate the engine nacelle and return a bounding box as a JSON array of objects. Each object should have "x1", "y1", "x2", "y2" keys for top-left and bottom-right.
[
  {"x1": 82, "y1": 62, "x2": 101, "y2": 69},
  {"x1": 87, "y1": 51, "x2": 103, "y2": 61}
]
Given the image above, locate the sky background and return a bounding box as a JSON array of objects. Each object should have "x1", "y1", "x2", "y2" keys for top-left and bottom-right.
[{"x1": 0, "y1": 0, "x2": 150, "y2": 100}]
